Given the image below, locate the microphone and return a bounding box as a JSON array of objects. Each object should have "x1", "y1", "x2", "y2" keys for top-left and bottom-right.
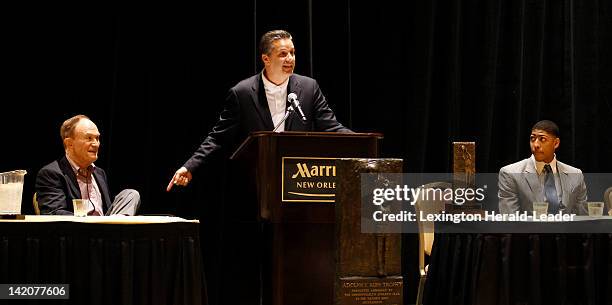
[{"x1": 287, "y1": 93, "x2": 306, "y2": 122}]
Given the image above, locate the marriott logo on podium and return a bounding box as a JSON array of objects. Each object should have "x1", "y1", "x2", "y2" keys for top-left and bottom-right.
[
  {"x1": 291, "y1": 163, "x2": 337, "y2": 178},
  {"x1": 282, "y1": 157, "x2": 337, "y2": 203}
]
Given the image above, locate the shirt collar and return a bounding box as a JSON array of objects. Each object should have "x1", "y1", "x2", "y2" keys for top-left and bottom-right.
[
  {"x1": 261, "y1": 70, "x2": 289, "y2": 92},
  {"x1": 531, "y1": 154, "x2": 557, "y2": 175},
  {"x1": 65, "y1": 154, "x2": 96, "y2": 175}
]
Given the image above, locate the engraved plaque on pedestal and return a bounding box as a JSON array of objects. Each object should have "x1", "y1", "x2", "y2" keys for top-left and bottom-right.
[
  {"x1": 335, "y1": 159, "x2": 403, "y2": 305},
  {"x1": 339, "y1": 276, "x2": 403, "y2": 305}
]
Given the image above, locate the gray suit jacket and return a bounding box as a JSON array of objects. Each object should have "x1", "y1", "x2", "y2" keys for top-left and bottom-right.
[{"x1": 498, "y1": 157, "x2": 587, "y2": 215}]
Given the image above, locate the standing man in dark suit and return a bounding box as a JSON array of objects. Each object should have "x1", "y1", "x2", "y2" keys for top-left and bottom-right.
[
  {"x1": 165, "y1": 30, "x2": 351, "y2": 305},
  {"x1": 498, "y1": 120, "x2": 587, "y2": 215},
  {"x1": 36, "y1": 114, "x2": 140, "y2": 215},
  {"x1": 166, "y1": 29, "x2": 350, "y2": 190}
]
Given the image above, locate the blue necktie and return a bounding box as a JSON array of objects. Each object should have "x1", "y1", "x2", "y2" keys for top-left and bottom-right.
[{"x1": 544, "y1": 164, "x2": 559, "y2": 213}]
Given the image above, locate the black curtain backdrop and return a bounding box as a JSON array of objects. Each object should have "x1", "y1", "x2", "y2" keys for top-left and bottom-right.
[{"x1": 3, "y1": 1, "x2": 612, "y2": 304}]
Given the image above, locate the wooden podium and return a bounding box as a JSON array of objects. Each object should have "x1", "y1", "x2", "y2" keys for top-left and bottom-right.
[{"x1": 231, "y1": 131, "x2": 383, "y2": 305}]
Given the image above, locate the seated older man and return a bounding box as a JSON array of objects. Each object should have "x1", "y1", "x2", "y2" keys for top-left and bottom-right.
[{"x1": 35, "y1": 114, "x2": 140, "y2": 215}]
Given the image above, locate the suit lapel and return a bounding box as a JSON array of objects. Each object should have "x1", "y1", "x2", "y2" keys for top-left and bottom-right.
[
  {"x1": 522, "y1": 158, "x2": 543, "y2": 203},
  {"x1": 251, "y1": 74, "x2": 275, "y2": 130},
  {"x1": 285, "y1": 75, "x2": 302, "y2": 131},
  {"x1": 58, "y1": 156, "x2": 81, "y2": 198}
]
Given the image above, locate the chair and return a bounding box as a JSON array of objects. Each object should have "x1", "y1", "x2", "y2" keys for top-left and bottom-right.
[
  {"x1": 33, "y1": 192, "x2": 40, "y2": 215},
  {"x1": 414, "y1": 182, "x2": 452, "y2": 305},
  {"x1": 605, "y1": 187, "x2": 612, "y2": 216}
]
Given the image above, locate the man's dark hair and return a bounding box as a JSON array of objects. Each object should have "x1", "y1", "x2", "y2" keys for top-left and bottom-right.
[
  {"x1": 259, "y1": 30, "x2": 292, "y2": 55},
  {"x1": 531, "y1": 120, "x2": 559, "y2": 137}
]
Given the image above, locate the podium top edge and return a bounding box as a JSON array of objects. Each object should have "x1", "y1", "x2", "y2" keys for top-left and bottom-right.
[
  {"x1": 230, "y1": 131, "x2": 384, "y2": 160},
  {"x1": 248, "y1": 131, "x2": 384, "y2": 139}
]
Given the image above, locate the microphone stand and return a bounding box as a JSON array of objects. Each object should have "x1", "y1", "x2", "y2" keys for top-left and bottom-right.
[
  {"x1": 273, "y1": 107, "x2": 294, "y2": 132},
  {"x1": 287, "y1": 97, "x2": 308, "y2": 125}
]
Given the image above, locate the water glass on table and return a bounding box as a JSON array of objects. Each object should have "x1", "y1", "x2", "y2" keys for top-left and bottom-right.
[
  {"x1": 532, "y1": 201, "x2": 548, "y2": 218},
  {"x1": 587, "y1": 202, "x2": 604, "y2": 217},
  {"x1": 72, "y1": 199, "x2": 88, "y2": 217}
]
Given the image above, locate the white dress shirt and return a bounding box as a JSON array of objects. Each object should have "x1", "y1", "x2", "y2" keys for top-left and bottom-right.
[{"x1": 262, "y1": 71, "x2": 289, "y2": 132}]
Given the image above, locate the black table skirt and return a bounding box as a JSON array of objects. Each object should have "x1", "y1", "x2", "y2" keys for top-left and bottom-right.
[
  {"x1": 424, "y1": 233, "x2": 612, "y2": 305},
  {"x1": 0, "y1": 221, "x2": 205, "y2": 305}
]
